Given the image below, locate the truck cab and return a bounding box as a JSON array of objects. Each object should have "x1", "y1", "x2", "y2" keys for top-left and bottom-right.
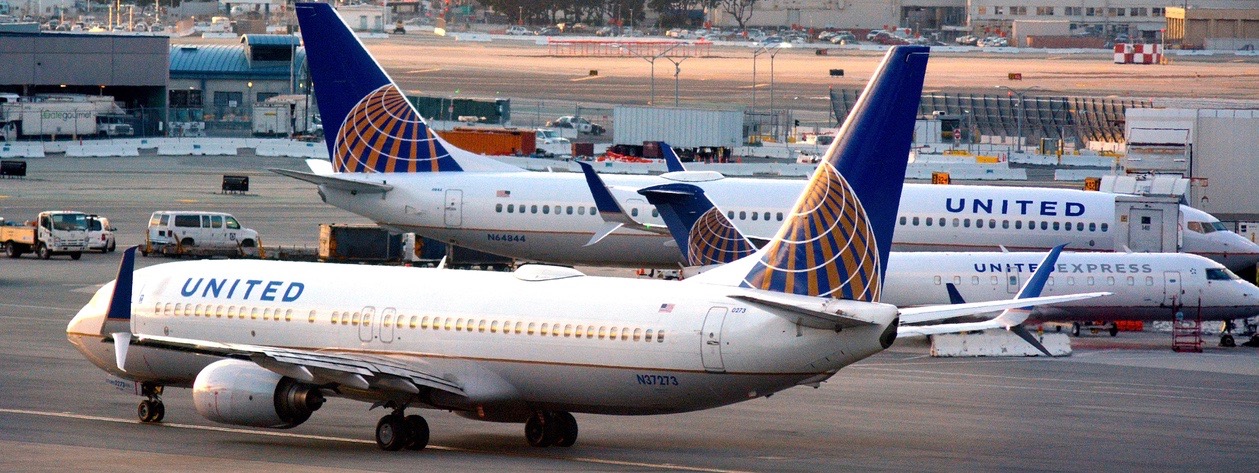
[{"x1": 2, "y1": 211, "x2": 89, "y2": 259}]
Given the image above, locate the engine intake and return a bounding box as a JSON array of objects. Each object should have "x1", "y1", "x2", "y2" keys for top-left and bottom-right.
[{"x1": 193, "y1": 359, "x2": 325, "y2": 428}]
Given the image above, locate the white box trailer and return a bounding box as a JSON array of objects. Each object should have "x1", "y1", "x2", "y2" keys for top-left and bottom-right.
[
  {"x1": 17, "y1": 103, "x2": 97, "y2": 137},
  {"x1": 253, "y1": 95, "x2": 315, "y2": 136},
  {"x1": 612, "y1": 106, "x2": 743, "y2": 149}
]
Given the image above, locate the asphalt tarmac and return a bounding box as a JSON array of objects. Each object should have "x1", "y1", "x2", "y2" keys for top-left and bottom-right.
[{"x1": 1, "y1": 155, "x2": 1258, "y2": 471}]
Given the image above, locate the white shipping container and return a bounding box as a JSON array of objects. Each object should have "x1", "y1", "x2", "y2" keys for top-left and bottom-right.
[
  {"x1": 17, "y1": 102, "x2": 97, "y2": 136},
  {"x1": 613, "y1": 106, "x2": 743, "y2": 149}
]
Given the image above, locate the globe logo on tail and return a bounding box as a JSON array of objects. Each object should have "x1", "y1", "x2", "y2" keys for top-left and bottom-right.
[
  {"x1": 742, "y1": 162, "x2": 881, "y2": 302},
  {"x1": 333, "y1": 85, "x2": 461, "y2": 173},
  {"x1": 687, "y1": 208, "x2": 756, "y2": 267}
]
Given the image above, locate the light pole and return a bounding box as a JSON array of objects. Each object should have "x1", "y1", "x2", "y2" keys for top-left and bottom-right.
[
  {"x1": 995, "y1": 85, "x2": 1040, "y2": 154},
  {"x1": 768, "y1": 43, "x2": 789, "y2": 113},
  {"x1": 664, "y1": 54, "x2": 691, "y2": 107},
  {"x1": 621, "y1": 43, "x2": 681, "y2": 106}
]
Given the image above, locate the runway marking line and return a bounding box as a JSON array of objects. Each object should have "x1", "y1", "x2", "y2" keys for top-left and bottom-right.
[
  {"x1": 406, "y1": 68, "x2": 443, "y2": 74},
  {"x1": 0, "y1": 408, "x2": 750, "y2": 473},
  {"x1": 0, "y1": 303, "x2": 77, "y2": 311},
  {"x1": 570, "y1": 75, "x2": 604, "y2": 82}
]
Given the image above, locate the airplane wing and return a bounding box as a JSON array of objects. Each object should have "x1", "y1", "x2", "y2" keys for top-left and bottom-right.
[
  {"x1": 269, "y1": 168, "x2": 394, "y2": 194},
  {"x1": 122, "y1": 333, "x2": 466, "y2": 397},
  {"x1": 898, "y1": 292, "x2": 1110, "y2": 324}
]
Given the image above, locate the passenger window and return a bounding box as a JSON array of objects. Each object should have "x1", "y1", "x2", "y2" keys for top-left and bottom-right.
[
  {"x1": 657, "y1": 330, "x2": 666, "y2": 343},
  {"x1": 1040, "y1": 221, "x2": 1048, "y2": 230},
  {"x1": 1052, "y1": 221, "x2": 1060, "y2": 231},
  {"x1": 226, "y1": 306, "x2": 236, "y2": 319},
  {"x1": 952, "y1": 218, "x2": 960, "y2": 227},
  {"x1": 653, "y1": 209, "x2": 659, "y2": 218},
  {"x1": 1089, "y1": 222, "x2": 1097, "y2": 232},
  {"x1": 925, "y1": 217, "x2": 932, "y2": 227},
  {"x1": 331, "y1": 311, "x2": 339, "y2": 324},
  {"x1": 540, "y1": 323, "x2": 549, "y2": 335},
  {"x1": 899, "y1": 216, "x2": 907, "y2": 225},
  {"x1": 174, "y1": 215, "x2": 199, "y2": 227},
  {"x1": 530, "y1": 205, "x2": 538, "y2": 214},
  {"x1": 727, "y1": 211, "x2": 734, "y2": 219},
  {"x1": 567, "y1": 206, "x2": 574, "y2": 215},
  {"x1": 578, "y1": 206, "x2": 585, "y2": 215},
  {"x1": 1101, "y1": 223, "x2": 1109, "y2": 232},
  {"x1": 575, "y1": 325, "x2": 584, "y2": 337},
  {"x1": 528, "y1": 323, "x2": 536, "y2": 335},
  {"x1": 645, "y1": 329, "x2": 654, "y2": 342},
  {"x1": 309, "y1": 310, "x2": 317, "y2": 323},
  {"x1": 633, "y1": 328, "x2": 642, "y2": 341},
  {"x1": 496, "y1": 203, "x2": 503, "y2": 212},
  {"x1": 989, "y1": 219, "x2": 996, "y2": 228},
  {"x1": 933, "y1": 276, "x2": 941, "y2": 285},
  {"x1": 589, "y1": 207, "x2": 596, "y2": 215},
  {"x1": 551, "y1": 322, "x2": 561, "y2": 336},
  {"x1": 971, "y1": 276, "x2": 979, "y2": 285},
  {"x1": 225, "y1": 217, "x2": 241, "y2": 230},
  {"x1": 952, "y1": 276, "x2": 961, "y2": 284},
  {"x1": 409, "y1": 315, "x2": 417, "y2": 329},
  {"x1": 515, "y1": 321, "x2": 524, "y2": 334},
  {"x1": 507, "y1": 204, "x2": 515, "y2": 213},
  {"x1": 991, "y1": 276, "x2": 998, "y2": 284},
  {"x1": 1047, "y1": 277, "x2": 1055, "y2": 286},
  {"x1": 564, "y1": 324, "x2": 573, "y2": 337},
  {"x1": 1145, "y1": 276, "x2": 1154, "y2": 286},
  {"x1": 194, "y1": 304, "x2": 204, "y2": 317},
  {"x1": 912, "y1": 217, "x2": 919, "y2": 226},
  {"x1": 1076, "y1": 222, "x2": 1084, "y2": 231},
  {"x1": 752, "y1": 212, "x2": 758, "y2": 221},
  {"x1": 631, "y1": 208, "x2": 639, "y2": 217},
  {"x1": 1107, "y1": 276, "x2": 1115, "y2": 286},
  {"x1": 211, "y1": 215, "x2": 223, "y2": 228},
  {"x1": 351, "y1": 312, "x2": 361, "y2": 326},
  {"x1": 491, "y1": 320, "x2": 500, "y2": 333},
  {"x1": 1127, "y1": 276, "x2": 1134, "y2": 286},
  {"x1": 457, "y1": 318, "x2": 467, "y2": 331},
  {"x1": 777, "y1": 212, "x2": 784, "y2": 221},
  {"x1": 621, "y1": 328, "x2": 631, "y2": 341},
  {"x1": 201, "y1": 215, "x2": 211, "y2": 228},
  {"x1": 263, "y1": 308, "x2": 272, "y2": 320},
  {"x1": 478, "y1": 320, "x2": 487, "y2": 332},
  {"x1": 598, "y1": 326, "x2": 607, "y2": 339},
  {"x1": 963, "y1": 219, "x2": 970, "y2": 228},
  {"x1": 421, "y1": 316, "x2": 430, "y2": 329},
  {"x1": 1087, "y1": 276, "x2": 1095, "y2": 285},
  {"x1": 1015, "y1": 220, "x2": 1022, "y2": 229},
  {"x1": 1067, "y1": 277, "x2": 1075, "y2": 286},
  {"x1": 739, "y1": 211, "x2": 746, "y2": 220},
  {"x1": 763, "y1": 212, "x2": 770, "y2": 221},
  {"x1": 164, "y1": 303, "x2": 173, "y2": 316},
  {"x1": 543, "y1": 205, "x2": 550, "y2": 215}
]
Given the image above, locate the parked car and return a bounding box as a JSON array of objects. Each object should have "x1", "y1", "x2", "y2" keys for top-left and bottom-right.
[
  {"x1": 546, "y1": 116, "x2": 605, "y2": 135},
  {"x1": 535, "y1": 26, "x2": 560, "y2": 36},
  {"x1": 866, "y1": 29, "x2": 886, "y2": 40},
  {"x1": 829, "y1": 31, "x2": 857, "y2": 45},
  {"x1": 86, "y1": 215, "x2": 116, "y2": 253},
  {"x1": 506, "y1": 25, "x2": 531, "y2": 35}
]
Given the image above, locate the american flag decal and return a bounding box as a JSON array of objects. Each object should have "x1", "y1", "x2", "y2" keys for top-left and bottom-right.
[
  {"x1": 496, "y1": 190, "x2": 511, "y2": 198},
  {"x1": 658, "y1": 303, "x2": 675, "y2": 313}
]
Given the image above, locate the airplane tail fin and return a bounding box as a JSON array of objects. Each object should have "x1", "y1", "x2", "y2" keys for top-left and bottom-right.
[
  {"x1": 660, "y1": 142, "x2": 687, "y2": 172},
  {"x1": 639, "y1": 183, "x2": 755, "y2": 267},
  {"x1": 296, "y1": 3, "x2": 515, "y2": 173},
  {"x1": 736, "y1": 46, "x2": 928, "y2": 302}
]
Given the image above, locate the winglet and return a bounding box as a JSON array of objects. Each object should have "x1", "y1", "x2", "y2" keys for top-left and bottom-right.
[
  {"x1": 103, "y1": 246, "x2": 139, "y2": 371},
  {"x1": 660, "y1": 142, "x2": 686, "y2": 172},
  {"x1": 575, "y1": 160, "x2": 666, "y2": 246},
  {"x1": 944, "y1": 283, "x2": 966, "y2": 305}
]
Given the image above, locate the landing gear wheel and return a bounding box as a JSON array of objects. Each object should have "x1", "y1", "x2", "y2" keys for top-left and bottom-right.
[
  {"x1": 1070, "y1": 322, "x2": 1081, "y2": 337},
  {"x1": 37, "y1": 243, "x2": 50, "y2": 260},
  {"x1": 552, "y1": 411, "x2": 578, "y2": 447},
  {"x1": 404, "y1": 415, "x2": 430, "y2": 451},
  {"x1": 1221, "y1": 334, "x2": 1236, "y2": 347},
  {"x1": 376, "y1": 414, "x2": 410, "y2": 451},
  {"x1": 525, "y1": 411, "x2": 557, "y2": 447},
  {"x1": 137, "y1": 399, "x2": 164, "y2": 423}
]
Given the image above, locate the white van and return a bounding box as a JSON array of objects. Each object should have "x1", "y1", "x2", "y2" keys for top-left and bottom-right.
[
  {"x1": 143, "y1": 211, "x2": 259, "y2": 255},
  {"x1": 86, "y1": 215, "x2": 116, "y2": 253}
]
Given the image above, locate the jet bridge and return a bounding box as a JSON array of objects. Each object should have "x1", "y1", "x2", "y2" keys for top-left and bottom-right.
[{"x1": 1113, "y1": 195, "x2": 1180, "y2": 253}]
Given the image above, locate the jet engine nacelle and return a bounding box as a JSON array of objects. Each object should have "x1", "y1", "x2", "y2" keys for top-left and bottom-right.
[{"x1": 192, "y1": 359, "x2": 325, "y2": 428}]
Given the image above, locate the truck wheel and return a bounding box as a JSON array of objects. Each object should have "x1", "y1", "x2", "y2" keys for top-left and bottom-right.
[
  {"x1": 4, "y1": 242, "x2": 21, "y2": 258},
  {"x1": 107, "y1": 241, "x2": 116, "y2": 252},
  {"x1": 37, "y1": 243, "x2": 51, "y2": 260},
  {"x1": 1070, "y1": 322, "x2": 1081, "y2": 337},
  {"x1": 70, "y1": 252, "x2": 82, "y2": 260},
  {"x1": 240, "y1": 239, "x2": 256, "y2": 248},
  {"x1": 181, "y1": 238, "x2": 195, "y2": 247}
]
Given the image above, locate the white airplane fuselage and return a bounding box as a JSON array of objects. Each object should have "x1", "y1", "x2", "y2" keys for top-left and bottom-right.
[
  {"x1": 884, "y1": 251, "x2": 1259, "y2": 322},
  {"x1": 315, "y1": 171, "x2": 1259, "y2": 271},
  {"x1": 67, "y1": 260, "x2": 895, "y2": 416}
]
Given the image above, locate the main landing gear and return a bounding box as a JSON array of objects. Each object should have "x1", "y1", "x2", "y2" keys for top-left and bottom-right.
[
  {"x1": 524, "y1": 411, "x2": 578, "y2": 448},
  {"x1": 137, "y1": 383, "x2": 165, "y2": 423},
  {"x1": 375, "y1": 408, "x2": 430, "y2": 451}
]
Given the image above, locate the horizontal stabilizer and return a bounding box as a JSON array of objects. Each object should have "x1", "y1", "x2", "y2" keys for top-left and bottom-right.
[
  {"x1": 731, "y1": 292, "x2": 883, "y2": 330},
  {"x1": 899, "y1": 292, "x2": 1111, "y2": 325},
  {"x1": 269, "y1": 168, "x2": 394, "y2": 194}
]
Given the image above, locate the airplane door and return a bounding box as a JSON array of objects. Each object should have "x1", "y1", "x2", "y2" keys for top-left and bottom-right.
[
  {"x1": 700, "y1": 307, "x2": 728, "y2": 373},
  {"x1": 444, "y1": 190, "x2": 463, "y2": 227},
  {"x1": 1128, "y1": 209, "x2": 1163, "y2": 252},
  {"x1": 379, "y1": 307, "x2": 396, "y2": 343},
  {"x1": 1005, "y1": 270, "x2": 1020, "y2": 294},
  {"x1": 1163, "y1": 271, "x2": 1182, "y2": 307},
  {"x1": 358, "y1": 306, "x2": 376, "y2": 342}
]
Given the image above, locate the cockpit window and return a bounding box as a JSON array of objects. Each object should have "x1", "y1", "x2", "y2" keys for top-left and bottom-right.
[
  {"x1": 1187, "y1": 221, "x2": 1222, "y2": 234},
  {"x1": 1210, "y1": 222, "x2": 1229, "y2": 232},
  {"x1": 1206, "y1": 268, "x2": 1240, "y2": 281}
]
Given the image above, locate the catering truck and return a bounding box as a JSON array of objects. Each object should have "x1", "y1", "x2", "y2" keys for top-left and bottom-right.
[
  {"x1": 0, "y1": 210, "x2": 90, "y2": 259},
  {"x1": 0, "y1": 93, "x2": 133, "y2": 140}
]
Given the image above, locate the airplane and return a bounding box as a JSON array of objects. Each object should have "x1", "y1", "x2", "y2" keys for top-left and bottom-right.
[
  {"x1": 608, "y1": 169, "x2": 1259, "y2": 345},
  {"x1": 270, "y1": 33, "x2": 1259, "y2": 274}
]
